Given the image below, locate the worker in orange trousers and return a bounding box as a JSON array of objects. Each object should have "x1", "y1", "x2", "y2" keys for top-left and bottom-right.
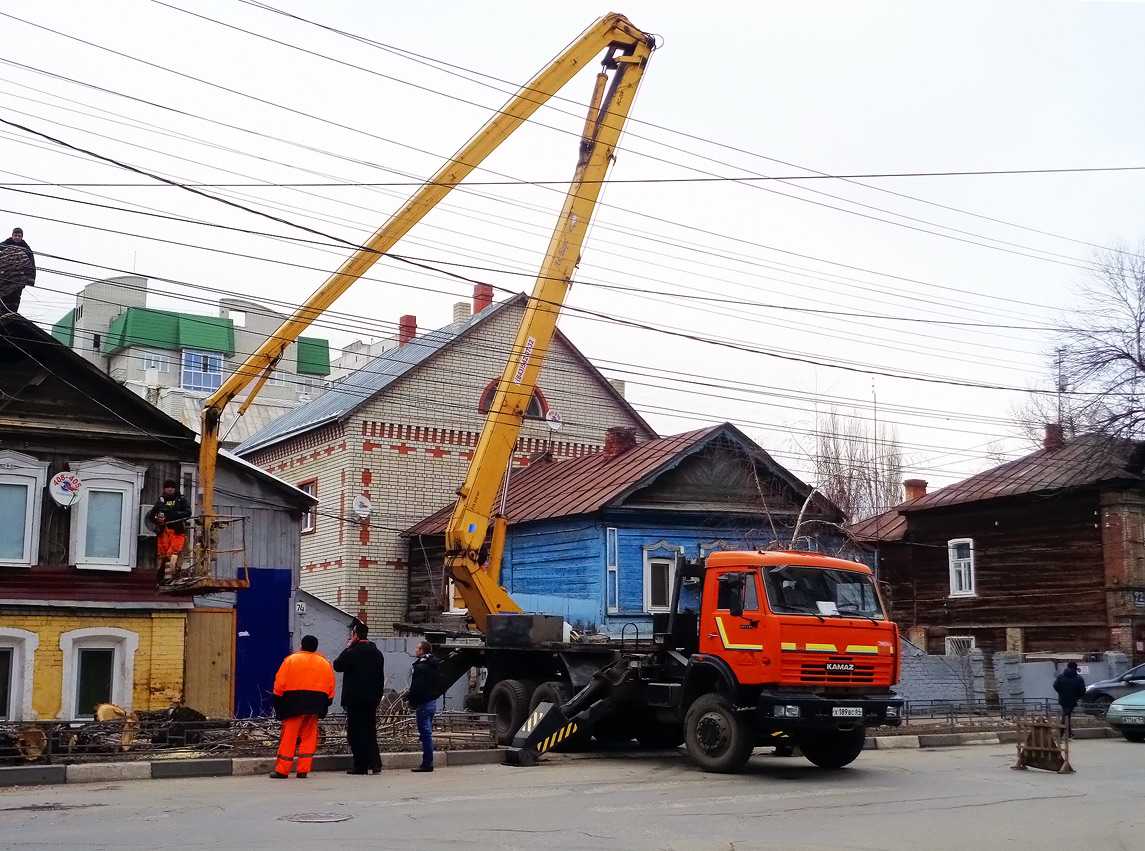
[{"x1": 270, "y1": 634, "x2": 335, "y2": 778}]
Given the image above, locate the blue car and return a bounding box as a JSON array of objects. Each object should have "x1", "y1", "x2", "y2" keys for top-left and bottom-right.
[{"x1": 1081, "y1": 663, "x2": 1145, "y2": 717}]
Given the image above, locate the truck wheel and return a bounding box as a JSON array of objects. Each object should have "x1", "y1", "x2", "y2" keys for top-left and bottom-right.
[
  {"x1": 529, "y1": 681, "x2": 587, "y2": 751},
  {"x1": 798, "y1": 727, "x2": 866, "y2": 769},
  {"x1": 489, "y1": 679, "x2": 532, "y2": 745},
  {"x1": 684, "y1": 693, "x2": 756, "y2": 773}
]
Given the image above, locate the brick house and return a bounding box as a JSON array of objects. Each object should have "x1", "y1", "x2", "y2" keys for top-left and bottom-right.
[
  {"x1": 850, "y1": 426, "x2": 1145, "y2": 661},
  {"x1": 234, "y1": 288, "x2": 656, "y2": 634}
]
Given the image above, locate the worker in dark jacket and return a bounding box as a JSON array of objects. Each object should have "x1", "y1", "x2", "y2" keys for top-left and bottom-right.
[
  {"x1": 1053, "y1": 661, "x2": 1087, "y2": 737},
  {"x1": 332, "y1": 623, "x2": 386, "y2": 775},
  {"x1": 148, "y1": 478, "x2": 193, "y2": 582},
  {"x1": 408, "y1": 640, "x2": 440, "y2": 772},
  {"x1": 270, "y1": 635, "x2": 335, "y2": 779},
  {"x1": 0, "y1": 227, "x2": 35, "y2": 313}
]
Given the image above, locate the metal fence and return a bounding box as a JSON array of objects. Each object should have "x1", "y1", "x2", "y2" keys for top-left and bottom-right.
[{"x1": 898, "y1": 698, "x2": 1092, "y2": 726}]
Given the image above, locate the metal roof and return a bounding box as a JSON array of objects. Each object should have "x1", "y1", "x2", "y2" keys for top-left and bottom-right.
[
  {"x1": 901, "y1": 433, "x2": 1145, "y2": 513},
  {"x1": 404, "y1": 422, "x2": 835, "y2": 536},
  {"x1": 846, "y1": 508, "x2": 908, "y2": 543}
]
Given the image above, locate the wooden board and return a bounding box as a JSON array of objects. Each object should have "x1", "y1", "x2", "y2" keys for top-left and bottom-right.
[{"x1": 184, "y1": 609, "x2": 235, "y2": 718}]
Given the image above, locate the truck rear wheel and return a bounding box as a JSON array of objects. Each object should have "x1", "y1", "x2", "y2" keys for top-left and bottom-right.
[
  {"x1": 489, "y1": 679, "x2": 532, "y2": 745},
  {"x1": 798, "y1": 727, "x2": 866, "y2": 769},
  {"x1": 684, "y1": 693, "x2": 756, "y2": 773}
]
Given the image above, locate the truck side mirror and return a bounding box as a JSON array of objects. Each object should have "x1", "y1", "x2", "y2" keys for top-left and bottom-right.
[{"x1": 718, "y1": 573, "x2": 745, "y2": 618}]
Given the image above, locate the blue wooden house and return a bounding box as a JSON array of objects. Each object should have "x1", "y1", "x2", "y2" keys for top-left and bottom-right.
[{"x1": 404, "y1": 423, "x2": 849, "y2": 637}]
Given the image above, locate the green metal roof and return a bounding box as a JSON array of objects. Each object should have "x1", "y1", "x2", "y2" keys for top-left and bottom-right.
[
  {"x1": 296, "y1": 336, "x2": 330, "y2": 376},
  {"x1": 106, "y1": 308, "x2": 235, "y2": 356},
  {"x1": 51, "y1": 308, "x2": 76, "y2": 346}
]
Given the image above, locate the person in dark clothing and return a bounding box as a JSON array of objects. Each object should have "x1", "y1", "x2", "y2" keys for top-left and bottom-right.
[
  {"x1": 408, "y1": 640, "x2": 440, "y2": 772},
  {"x1": 148, "y1": 478, "x2": 193, "y2": 582},
  {"x1": 332, "y1": 623, "x2": 386, "y2": 775},
  {"x1": 1053, "y1": 661, "x2": 1087, "y2": 737},
  {"x1": 0, "y1": 228, "x2": 35, "y2": 313}
]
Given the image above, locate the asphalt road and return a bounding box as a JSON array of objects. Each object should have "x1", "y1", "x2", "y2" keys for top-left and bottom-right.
[{"x1": 2, "y1": 740, "x2": 1141, "y2": 851}]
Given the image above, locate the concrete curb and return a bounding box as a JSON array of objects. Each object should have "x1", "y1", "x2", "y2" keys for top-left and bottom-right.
[{"x1": 0, "y1": 749, "x2": 505, "y2": 787}]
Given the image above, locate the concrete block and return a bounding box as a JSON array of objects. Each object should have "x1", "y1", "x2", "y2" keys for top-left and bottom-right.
[
  {"x1": 874, "y1": 735, "x2": 920, "y2": 750},
  {"x1": 309, "y1": 754, "x2": 353, "y2": 773},
  {"x1": 0, "y1": 765, "x2": 68, "y2": 786},
  {"x1": 381, "y1": 751, "x2": 423, "y2": 770},
  {"x1": 67, "y1": 762, "x2": 151, "y2": 783},
  {"x1": 232, "y1": 757, "x2": 277, "y2": 776},
  {"x1": 918, "y1": 733, "x2": 962, "y2": 748},
  {"x1": 863, "y1": 736, "x2": 876, "y2": 750},
  {"x1": 997, "y1": 731, "x2": 1018, "y2": 744},
  {"x1": 443, "y1": 749, "x2": 503, "y2": 767},
  {"x1": 955, "y1": 732, "x2": 999, "y2": 745},
  {"x1": 1071, "y1": 727, "x2": 1113, "y2": 740},
  {"x1": 151, "y1": 759, "x2": 233, "y2": 779}
]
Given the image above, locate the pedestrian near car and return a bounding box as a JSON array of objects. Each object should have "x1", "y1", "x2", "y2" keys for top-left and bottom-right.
[
  {"x1": 148, "y1": 478, "x2": 192, "y2": 582},
  {"x1": 270, "y1": 635, "x2": 335, "y2": 779},
  {"x1": 332, "y1": 623, "x2": 386, "y2": 775},
  {"x1": 1054, "y1": 661, "x2": 1087, "y2": 738},
  {"x1": 408, "y1": 640, "x2": 440, "y2": 772}
]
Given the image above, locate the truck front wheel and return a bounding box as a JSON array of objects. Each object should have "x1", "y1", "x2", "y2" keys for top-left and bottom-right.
[
  {"x1": 489, "y1": 679, "x2": 532, "y2": 745},
  {"x1": 684, "y1": 693, "x2": 756, "y2": 773},
  {"x1": 798, "y1": 727, "x2": 866, "y2": 769}
]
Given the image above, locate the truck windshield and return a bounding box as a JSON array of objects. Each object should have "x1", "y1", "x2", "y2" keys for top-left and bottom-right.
[{"x1": 762, "y1": 564, "x2": 885, "y2": 619}]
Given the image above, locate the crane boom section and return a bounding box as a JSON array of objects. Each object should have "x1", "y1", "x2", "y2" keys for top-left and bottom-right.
[
  {"x1": 196, "y1": 14, "x2": 655, "y2": 531},
  {"x1": 444, "y1": 38, "x2": 653, "y2": 632}
]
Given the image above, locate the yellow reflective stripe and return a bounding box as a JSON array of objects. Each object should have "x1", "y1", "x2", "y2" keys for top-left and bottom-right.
[
  {"x1": 805, "y1": 643, "x2": 838, "y2": 653},
  {"x1": 780, "y1": 642, "x2": 797, "y2": 651},
  {"x1": 714, "y1": 616, "x2": 763, "y2": 651},
  {"x1": 845, "y1": 645, "x2": 879, "y2": 654}
]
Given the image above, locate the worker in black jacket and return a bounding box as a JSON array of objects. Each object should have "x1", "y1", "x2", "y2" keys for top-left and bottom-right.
[
  {"x1": 332, "y1": 623, "x2": 386, "y2": 775},
  {"x1": 0, "y1": 227, "x2": 35, "y2": 313},
  {"x1": 1053, "y1": 661, "x2": 1087, "y2": 737},
  {"x1": 408, "y1": 640, "x2": 440, "y2": 772},
  {"x1": 148, "y1": 478, "x2": 193, "y2": 582}
]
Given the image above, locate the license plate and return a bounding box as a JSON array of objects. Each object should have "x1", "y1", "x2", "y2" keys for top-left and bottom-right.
[
  {"x1": 832, "y1": 707, "x2": 863, "y2": 717},
  {"x1": 1122, "y1": 715, "x2": 1145, "y2": 725}
]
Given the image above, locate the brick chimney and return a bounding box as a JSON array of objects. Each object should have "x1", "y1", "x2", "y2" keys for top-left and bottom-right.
[
  {"x1": 452, "y1": 301, "x2": 471, "y2": 324},
  {"x1": 1044, "y1": 422, "x2": 1064, "y2": 451},
  {"x1": 473, "y1": 284, "x2": 493, "y2": 314},
  {"x1": 903, "y1": 478, "x2": 928, "y2": 501},
  {"x1": 398, "y1": 314, "x2": 416, "y2": 347},
  {"x1": 602, "y1": 426, "x2": 638, "y2": 459}
]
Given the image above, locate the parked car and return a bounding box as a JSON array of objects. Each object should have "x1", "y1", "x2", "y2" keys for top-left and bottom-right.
[
  {"x1": 1080, "y1": 663, "x2": 1145, "y2": 717},
  {"x1": 1105, "y1": 690, "x2": 1145, "y2": 742}
]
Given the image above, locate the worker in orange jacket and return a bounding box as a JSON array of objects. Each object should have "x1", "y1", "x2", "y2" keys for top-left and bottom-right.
[{"x1": 270, "y1": 635, "x2": 335, "y2": 779}]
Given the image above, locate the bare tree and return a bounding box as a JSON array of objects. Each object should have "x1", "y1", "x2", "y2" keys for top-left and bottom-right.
[
  {"x1": 813, "y1": 408, "x2": 905, "y2": 522},
  {"x1": 1039, "y1": 244, "x2": 1145, "y2": 440}
]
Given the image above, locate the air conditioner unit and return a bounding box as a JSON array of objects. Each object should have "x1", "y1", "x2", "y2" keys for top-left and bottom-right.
[{"x1": 138, "y1": 505, "x2": 157, "y2": 537}]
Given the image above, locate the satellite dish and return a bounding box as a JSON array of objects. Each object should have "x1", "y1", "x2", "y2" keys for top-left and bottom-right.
[
  {"x1": 48, "y1": 472, "x2": 85, "y2": 507},
  {"x1": 352, "y1": 495, "x2": 372, "y2": 518},
  {"x1": 545, "y1": 410, "x2": 563, "y2": 432}
]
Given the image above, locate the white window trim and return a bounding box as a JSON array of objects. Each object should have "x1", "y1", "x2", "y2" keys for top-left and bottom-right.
[
  {"x1": 642, "y1": 541, "x2": 684, "y2": 613},
  {"x1": 945, "y1": 635, "x2": 976, "y2": 656},
  {"x1": 298, "y1": 480, "x2": 317, "y2": 534},
  {"x1": 69, "y1": 458, "x2": 147, "y2": 572},
  {"x1": 947, "y1": 537, "x2": 976, "y2": 597},
  {"x1": 59, "y1": 627, "x2": 138, "y2": 720},
  {"x1": 606, "y1": 527, "x2": 619, "y2": 614},
  {"x1": 0, "y1": 627, "x2": 39, "y2": 720},
  {"x1": 181, "y1": 349, "x2": 223, "y2": 394},
  {"x1": 141, "y1": 350, "x2": 170, "y2": 373},
  {"x1": 0, "y1": 450, "x2": 49, "y2": 567}
]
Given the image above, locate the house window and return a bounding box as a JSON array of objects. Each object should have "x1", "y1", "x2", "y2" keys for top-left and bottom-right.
[
  {"x1": 948, "y1": 538, "x2": 975, "y2": 597},
  {"x1": 606, "y1": 527, "x2": 619, "y2": 614},
  {"x1": 92, "y1": 333, "x2": 101, "y2": 352},
  {"x1": 0, "y1": 450, "x2": 49, "y2": 567},
  {"x1": 59, "y1": 627, "x2": 138, "y2": 720},
  {"x1": 642, "y1": 542, "x2": 684, "y2": 613},
  {"x1": 0, "y1": 628, "x2": 39, "y2": 721},
  {"x1": 68, "y1": 458, "x2": 147, "y2": 571},
  {"x1": 945, "y1": 635, "x2": 975, "y2": 656},
  {"x1": 181, "y1": 349, "x2": 223, "y2": 393},
  {"x1": 298, "y1": 479, "x2": 317, "y2": 534},
  {"x1": 477, "y1": 379, "x2": 548, "y2": 419},
  {"x1": 141, "y1": 351, "x2": 169, "y2": 373}
]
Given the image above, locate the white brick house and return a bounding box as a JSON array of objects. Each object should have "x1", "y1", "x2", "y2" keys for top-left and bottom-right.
[{"x1": 235, "y1": 290, "x2": 656, "y2": 634}]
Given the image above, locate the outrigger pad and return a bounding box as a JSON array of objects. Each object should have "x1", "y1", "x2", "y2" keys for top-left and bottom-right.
[{"x1": 501, "y1": 701, "x2": 580, "y2": 766}]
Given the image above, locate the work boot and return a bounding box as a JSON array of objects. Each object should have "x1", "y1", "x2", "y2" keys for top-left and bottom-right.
[
  {"x1": 410, "y1": 765, "x2": 433, "y2": 773},
  {"x1": 296, "y1": 772, "x2": 308, "y2": 778},
  {"x1": 269, "y1": 771, "x2": 288, "y2": 779}
]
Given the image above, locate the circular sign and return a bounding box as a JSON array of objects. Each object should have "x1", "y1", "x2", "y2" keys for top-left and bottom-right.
[
  {"x1": 545, "y1": 410, "x2": 563, "y2": 432},
  {"x1": 48, "y1": 472, "x2": 85, "y2": 506},
  {"x1": 352, "y1": 495, "x2": 372, "y2": 518}
]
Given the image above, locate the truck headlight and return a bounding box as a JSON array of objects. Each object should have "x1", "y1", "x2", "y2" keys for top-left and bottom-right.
[
  {"x1": 886, "y1": 706, "x2": 900, "y2": 718},
  {"x1": 772, "y1": 704, "x2": 801, "y2": 718}
]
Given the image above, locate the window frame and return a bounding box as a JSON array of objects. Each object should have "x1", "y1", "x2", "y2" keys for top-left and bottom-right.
[
  {"x1": 298, "y1": 479, "x2": 317, "y2": 534},
  {"x1": 141, "y1": 350, "x2": 170, "y2": 374},
  {"x1": 945, "y1": 635, "x2": 976, "y2": 656},
  {"x1": 641, "y1": 541, "x2": 684, "y2": 614},
  {"x1": 605, "y1": 527, "x2": 619, "y2": 614},
  {"x1": 0, "y1": 450, "x2": 49, "y2": 567},
  {"x1": 947, "y1": 537, "x2": 976, "y2": 597},
  {"x1": 68, "y1": 458, "x2": 147, "y2": 572},
  {"x1": 180, "y1": 348, "x2": 224, "y2": 394},
  {"x1": 0, "y1": 627, "x2": 39, "y2": 721},
  {"x1": 59, "y1": 627, "x2": 138, "y2": 721}
]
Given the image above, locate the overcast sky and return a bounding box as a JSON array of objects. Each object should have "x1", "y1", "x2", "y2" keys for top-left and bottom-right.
[{"x1": 4, "y1": 0, "x2": 1144, "y2": 491}]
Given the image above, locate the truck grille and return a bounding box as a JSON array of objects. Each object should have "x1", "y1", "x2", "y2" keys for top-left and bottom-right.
[{"x1": 791, "y1": 655, "x2": 876, "y2": 684}]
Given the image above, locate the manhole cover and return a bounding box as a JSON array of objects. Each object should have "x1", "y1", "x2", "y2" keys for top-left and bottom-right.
[{"x1": 279, "y1": 813, "x2": 353, "y2": 824}]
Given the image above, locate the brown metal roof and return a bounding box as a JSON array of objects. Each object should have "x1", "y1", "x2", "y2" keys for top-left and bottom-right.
[
  {"x1": 847, "y1": 508, "x2": 908, "y2": 543},
  {"x1": 404, "y1": 423, "x2": 825, "y2": 536},
  {"x1": 0, "y1": 565, "x2": 192, "y2": 608},
  {"x1": 902, "y1": 433, "x2": 1145, "y2": 513}
]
